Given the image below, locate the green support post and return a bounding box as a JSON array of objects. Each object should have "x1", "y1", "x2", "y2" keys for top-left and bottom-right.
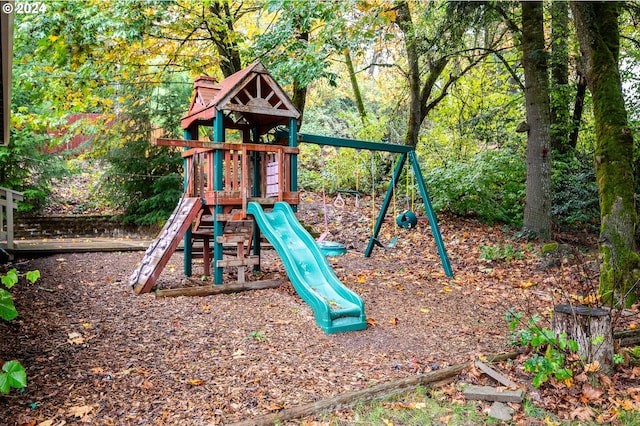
[
  {"x1": 409, "y1": 150, "x2": 453, "y2": 277},
  {"x1": 213, "y1": 110, "x2": 225, "y2": 284},
  {"x1": 289, "y1": 118, "x2": 298, "y2": 194},
  {"x1": 183, "y1": 127, "x2": 194, "y2": 277},
  {"x1": 365, "y1": 153, "x2": 407, "y2": 257},
  {"x1": 252, "y1": 126, "x2": 261, "y2": 271}
]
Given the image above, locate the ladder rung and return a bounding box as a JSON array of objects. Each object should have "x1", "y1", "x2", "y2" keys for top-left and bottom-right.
[
  {"x1": 216, "y1": 234, "x2": 247, "y2": 244},
  {"x1": 216, "y1": 257, "x2": 259, "y2": 268}
]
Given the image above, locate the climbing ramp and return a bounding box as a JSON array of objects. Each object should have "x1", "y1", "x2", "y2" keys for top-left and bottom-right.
[
  {"x1": 248, "y1": 201, "x2": 366, "y2": 334},
  {"x1": 130, "y1": 197, "x2": 202, "y2": 294}
]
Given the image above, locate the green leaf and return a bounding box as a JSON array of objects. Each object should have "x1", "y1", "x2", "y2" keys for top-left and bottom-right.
[
  {"x1": 532, "y1": 372, "x2": 547, "y2": 388},
  {"x1": 554, "y1": 368, "x2": 572, "y2": 381},
  {"x1": 1, "y1": 269, "x2": 19, "y2": 289},
  {"x1": 0, "y1": 289, "x2": 18, "y2": 321},
  {"x1": 0, "y1": 360, "x2": 26, "y2": 392},
  {"x1": 567, "y1": 340, "x2": 579, "y2": 352},
  {"x1": 0, "y1": 372, "x2": 9, "y2": 393},
  {"x1": 26, "y1": 270, "x2": 40, "y2": 284}
]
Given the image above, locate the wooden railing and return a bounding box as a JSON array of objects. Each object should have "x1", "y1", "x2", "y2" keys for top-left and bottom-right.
[
  {"x1": 182, "y1": 143, "x2": 299, "y2": 217},
  {"x1": 0, "y1": 187, "x2": 24, "y2": 250}
]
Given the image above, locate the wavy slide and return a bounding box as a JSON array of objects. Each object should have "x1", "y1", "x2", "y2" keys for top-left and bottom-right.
[{"x1": 247, "y1": 202, "x2": 366, "y2": 334}]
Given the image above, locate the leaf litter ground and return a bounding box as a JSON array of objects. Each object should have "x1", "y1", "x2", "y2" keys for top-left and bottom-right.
[{"x1": 1, "y1": 192, "x2": 639, "y2": 425}]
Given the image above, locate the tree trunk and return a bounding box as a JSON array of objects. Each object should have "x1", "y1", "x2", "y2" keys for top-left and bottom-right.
[
  {"x1": 291, "y1": 27, "x2": 309, "y2": 127},
  {"x1": 395, "y1": 1, "x2": 422, "y2": 148},
  {"x1": 571, "y1": 1, "x2": 640, "y2": 306},
  {"x1": 549, "y1": 1, "x2": 571, "y2": 154},
  {"x1": 210, "y1": 1, "x2": 243, "y2": 78},
  {"x1": 521, "y1": 1, "x2": 552, "y2": 240},
  {"x1": 568, "y1": 68, "x2": 587, "y2": 150},
  {"x1": 344, "y1": 48, "x2": 367, "y2": 123}
]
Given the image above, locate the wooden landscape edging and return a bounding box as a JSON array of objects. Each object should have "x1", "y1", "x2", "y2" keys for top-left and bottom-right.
[
  {"x1": 230, "y1": 351, "x2": 519, "y2": 426},
  {"x1": 154, "y1": 280, "x2": 280, "y2": 298}
]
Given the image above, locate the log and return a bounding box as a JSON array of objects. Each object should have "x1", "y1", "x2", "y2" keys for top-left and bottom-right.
[
  {"x1": 614, "y1": 328, "x2": 640, "y2": 348},
  {"x1": 229, "y1": 352, "x2": 518, "y2": 426},
  {"x1": 154, "y1": 280, "x2": 281, "y2": 298},
  {"x1": 552, "y1": 304, "x2": 613, "y2": 372}
]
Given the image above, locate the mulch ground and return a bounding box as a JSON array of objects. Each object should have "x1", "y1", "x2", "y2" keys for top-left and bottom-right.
[{"x1": 1, "y1": 192, "x2": 638, "y2": 425}]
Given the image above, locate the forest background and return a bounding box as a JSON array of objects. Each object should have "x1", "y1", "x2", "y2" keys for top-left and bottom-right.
[{"x1": 2, "y1": 0, "x2": 640, "y2": 303}]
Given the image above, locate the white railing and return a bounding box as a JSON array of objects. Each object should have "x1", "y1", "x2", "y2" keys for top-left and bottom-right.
[{"x1": 0, "y1": 187, "x2": 23, "y2": 250}]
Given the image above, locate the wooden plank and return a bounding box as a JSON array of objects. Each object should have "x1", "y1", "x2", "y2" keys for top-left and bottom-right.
[
  {"x1": 224, "y1": 103, "x2": 299, "y2": 118},
  {"x1": 217, "y1": 257, "x2": 259, "y2": 268},
  {"x1": 230, "y1": 352, "x2": 519, "y2": 426},
  {"x1": 474, "y1": 361, "x2": 518, "y2": 388},
  {"x1": 462, "y1": 385, "x2": 524, "y2": 403},
  {"x1": 216, "y1": 234, "x2": 247, "y2": 244},
  {"x1": 155, "y1": 280, "x2": 281, "y2": 298},
  {"x1": 181, "y1": 147, "x2": 213, "y2": 157}
]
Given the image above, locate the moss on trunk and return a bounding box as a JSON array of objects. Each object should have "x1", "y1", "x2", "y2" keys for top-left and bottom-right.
[{"x1": 572, "y1": 1, "x2": 640, "y2": 306}]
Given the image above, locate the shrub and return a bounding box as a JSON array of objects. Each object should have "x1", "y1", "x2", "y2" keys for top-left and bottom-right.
[
  {"x1": 551, "y1": 153, "x2": 599, "y2": 229},
  {"x1": 425, "y1": 149, "x2": 526, "y2": 226},
  {"x1": 0, "y1": 127, "x2": 66, "y2": 213}
]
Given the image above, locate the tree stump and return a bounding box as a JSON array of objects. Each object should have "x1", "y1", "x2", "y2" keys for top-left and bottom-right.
[{"x1": 552, "y1": 304, "x2": 613, "y2": 373}]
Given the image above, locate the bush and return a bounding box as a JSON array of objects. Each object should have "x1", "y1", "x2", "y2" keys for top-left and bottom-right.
[
  {"x1": 551, "y1": 153, "x2": 599, "y2": 229},
  {"x1": 425, "y1": 149, "x2": 526, "y2": 226},
  {"x1": 0, "y1": 127, "x2": 66, "y2": 213},
  {"x1": 103, "y1": 141, "x2": 183, "y2": 226}
]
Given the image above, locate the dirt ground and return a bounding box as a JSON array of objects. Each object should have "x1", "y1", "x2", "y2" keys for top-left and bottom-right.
[{"x1": 1, "y1": 193, "x2": 637, "y2": 425}]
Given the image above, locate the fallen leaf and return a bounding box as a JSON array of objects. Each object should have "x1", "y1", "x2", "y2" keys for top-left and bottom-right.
[
  {"x1": 366, "y1": 318, "x2": 378, "y2": 327},
  {"x1": 67, "y1": 332, "x2": 85, "y2": 345},
  {"x1": 389, "y1": 317, "x2": 398, "y2": 326},
  {"x1": 68, "y1": 405, "x2": 95, "y2": 418},
  {"x1": 263, "y1": 402, "x2": 283, "y2": 411},
  {"x1": 570, "y1": 406, "x2": 594, "y2": 421},
  {"x1": 37, "y1": 420, "x2": 55, "y2": 426},
  {"x1": 617, "y1": 398, "x2": 636, "y2": 410},
  {"x1": 420, "y1": 308, "x2": 430, "y2": 314},
  {"x1": 580, "y1": 383, "x2": 604, "y2": 403},
  {"x1": 584, "y1": 360, "x2": 600, "y2": 373},
  {"x1": 520, "y1": 280, "x2": 535, "y2": 288},
  {"x1": 187, "y1": 378, "x2": 205, "y2": 386},
  {"x1": 381, "y1": 419, "x2": 394, "y2": 426}
]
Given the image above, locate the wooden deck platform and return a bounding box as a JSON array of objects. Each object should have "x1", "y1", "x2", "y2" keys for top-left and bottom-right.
[{"x1": 3, "y1": 237, "x2": 156, "y2": 257}]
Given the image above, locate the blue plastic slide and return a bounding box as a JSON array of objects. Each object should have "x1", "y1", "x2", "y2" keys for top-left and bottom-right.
[{"x1": 247, "y1": 202, "x2": 366, "y2": 334}]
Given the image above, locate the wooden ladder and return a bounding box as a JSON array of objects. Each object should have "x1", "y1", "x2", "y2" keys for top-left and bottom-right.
[
  {"x1": 216, "y1": 216, "x2": 258, "y2": 283},
  {"x1": 192, "y1": 209, "x2": 258, "y2": 282}
]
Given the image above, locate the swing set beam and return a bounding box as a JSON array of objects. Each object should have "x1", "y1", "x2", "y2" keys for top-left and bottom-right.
[{"x1": 297, "y1": 133, "x2": 453, "y2": 278}]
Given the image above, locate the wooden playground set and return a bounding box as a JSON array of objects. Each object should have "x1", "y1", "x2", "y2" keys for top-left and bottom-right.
[{"x1": 129, "y1": 61, "x2": 452, "y2": 334}]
